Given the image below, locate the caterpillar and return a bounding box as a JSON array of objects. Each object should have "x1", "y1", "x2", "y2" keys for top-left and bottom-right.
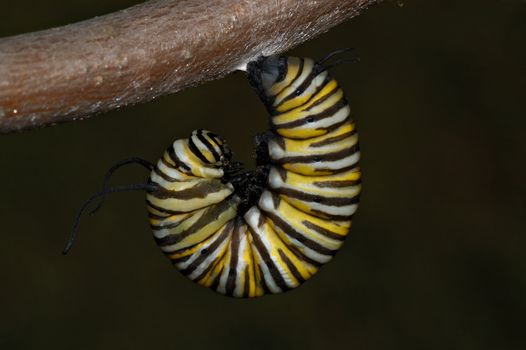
[{"x1": 64, "y1": 52, "x2": 361, "y2": 298}]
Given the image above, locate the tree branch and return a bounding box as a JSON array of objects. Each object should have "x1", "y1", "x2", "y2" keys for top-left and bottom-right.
[{"x1": 0, "y1": 0, "x2": 378, "y2": 133}]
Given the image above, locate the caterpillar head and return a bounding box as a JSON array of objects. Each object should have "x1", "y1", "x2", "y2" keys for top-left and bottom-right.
[
  {"x1": 247, "y1": 56, "x2": 287, "y2": 111},
  {"x1": 247, "y1": 56, "x2": 287, "y2": 92},
  {"x1": 247, "y1": 56, "x2": 328, "y2": 115},
  {"x1": 189, "y1": 129, "x2": 232, "y2": 167}
]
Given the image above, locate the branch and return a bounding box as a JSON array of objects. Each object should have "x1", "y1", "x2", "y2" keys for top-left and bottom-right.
[{"x1": 0, "y1": 0, "x2": 379, "y2": 133}]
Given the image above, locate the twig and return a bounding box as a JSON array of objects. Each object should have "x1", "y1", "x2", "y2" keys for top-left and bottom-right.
[{"x1": 0, "y1": 0, "x2": 379, "y2": 133}]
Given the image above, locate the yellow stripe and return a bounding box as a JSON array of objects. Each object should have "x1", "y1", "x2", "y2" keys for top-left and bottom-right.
[
  {"x1": 262, "y1": 218, "x2": 317, "y2": 284},
  {"x1": 275, "y1": 196, "x2": 351, "y2": 239},
  {"x1": 270, "y1": 57, "x2": 301, "y2": 95},
  {"x1": 273, "y1": 79, "x2": 343, "y2": 117},
  {"x1": 155, "y1": 207, "x2": 206, "y2": 237},
  {"x1": 159, "y1": 154, "x2": 195, "y2": 180},
  {"x1": 280, "y1": 122, "x2": 355, "y2": 153},
  {"x1": 167, "y1": 223, "x2": 223, "y2": 261},
  {"x1": 273, "y1": 80, "x2": 340, "y2": 125},
  {"x1": 274, "y1": 58, "x2": 314, "y2": 109},
  {"x1": 281, "y1": 164, "x2": 334, "y2": 176},
  {"x1": 173, "y1": 204, "x2": 237, "y2": 251},
  {"x1": 145, "y1": 185, "x2": 233, "y2": 213},
  {"x1": 185, "y1": 141, "x2": 221, "y2": 178},
  {"x1": 147, "y1": 204, "x2": 170, "y2": 218},
  {"x1": 201, "y1": 132, "x2": 223, "y2": 162},
  {"x1": 246, "y1": 231, "x2": 265, "y2": 297},
  {"x1": 153, "y1": 178, "x2": 205, "y2": 192},
  {"x1": 281, "y1": 168, "x2": 361, "y2": 197},
  {"x1": 198, "y1": 241, "x2": 230, "y2": 287},
  {"x1": 199, "y1": 148, "x2": 217, "y2": 164},
  {"x1": 149, "y1": 211, "x2": 193, "y2": 228}
]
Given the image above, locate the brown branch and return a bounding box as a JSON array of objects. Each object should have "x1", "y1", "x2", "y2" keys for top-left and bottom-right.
[{"x1": 0, "y1": 0, "x2": 379, "y2": 133}]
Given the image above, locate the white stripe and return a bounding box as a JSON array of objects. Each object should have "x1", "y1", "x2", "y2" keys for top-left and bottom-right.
[
  {"x1": 273, "y1": 58, "x2": 314, "y2": 107},
  {"x1": 244, "y1": 207, "x2": 282, "y2": 293}
]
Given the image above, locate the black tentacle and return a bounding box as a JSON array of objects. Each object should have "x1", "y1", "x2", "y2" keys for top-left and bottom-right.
[
  {"x1": 317, "y1": 48, "x2": 355, "y2": 65},
  {"x1": 63, "y1": 182, "x2": 158, "y2": 255},
  {"x1": 89, "y1": 157, "x2": 154, "y2": 215},
  {"x1": 316, "y1": 48, "x2": 360, "y2": 73}
]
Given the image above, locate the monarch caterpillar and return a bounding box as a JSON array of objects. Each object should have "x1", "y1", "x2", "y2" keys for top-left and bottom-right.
[{"x1": 64, "y1": 51, "x2": 361, "y2": 298}]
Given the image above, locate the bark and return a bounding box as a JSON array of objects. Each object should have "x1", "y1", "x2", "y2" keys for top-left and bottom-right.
[{"x1": 0, "y1": 0, "x2": 379, "y2": 133}]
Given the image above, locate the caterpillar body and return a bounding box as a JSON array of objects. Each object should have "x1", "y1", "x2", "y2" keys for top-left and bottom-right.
[{"x1": 145, "y1": 55, "x2": 361, "y2": 298}]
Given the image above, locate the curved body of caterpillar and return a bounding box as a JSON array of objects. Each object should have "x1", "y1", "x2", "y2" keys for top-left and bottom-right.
[{"x1": 145, "y1": 56, "x2": 361, "y2": 298}]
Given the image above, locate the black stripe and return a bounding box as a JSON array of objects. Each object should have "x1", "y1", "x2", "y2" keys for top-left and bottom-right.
[
  {"x1": 225, "y1": 222, "x2": 241, "y2": 296},
  {"x1": 204, "y1": 130, "x2": 229, "y2": 162},
  {"x1": 153, "y1": 165, "x2": 178, "y2": 182},
  {"x1": 208, "y1": 134, "x2": 229, "y2": 160},
  {"x1": 150, "y1": 212, "x2": 193, "y2": 231},
  {"x1": 211, "y1": 266, "x2": 224, "y2": 291},
  {"x1": 275, "y1": 74, "x2": 333, "y2": 117},
  {"x1": 245, "y1": 231, "x2": 258, "y2": 297},
  {"x1": 205, "y1": 130, "x2": 219, "y2": 138},
  {"x1": 189, "y1": 256, "x2": 216, "y2": 281},
  {"x1": 316, "y1": 115, "x2": 353, "y2": 135},
  {"x1": 197, "y1": 132, "x2": 221, "y2": 162},
  {"x1": 274, "y1": 144, "x2": 359, "y2": 165},
  {"x1": 148, "y1": 212, "x2": 170, "y2": 220},
  {"x1": 270, "y1": 191, "x2": 281, "y2": 208},
  {"x1": 273, "y1": 58, "x2": 305, "y2": 98},
  {"x1": 257, "y1": 264, "x2": 271, "y2": 294},
  {"x1": 275, "y1": 61, "x2": 317, "y2": 108},
  {"x1": 302, "y1": 79, "x2": 340, "y2": 112},
  {"x1": 273, "y1": 165, "x2": 287, "y2": 182},
  {"x1": 276, "y1": 187, "x2": 359, "y2": 206},
  {"x1": 250, "y1": 225, "x2": 290, "y2": 292},
  {"x1": 296, "y1": 75, "x2": 334, "y2": 110},
  {"x1": 302, "y1": 221, "x2": 347, "y2": 241},
  {"x1": 169, "y1": 253, "x2": 192, "y2": 263},
  {"x1": 270, "y1": 133, "x2": 286, "y2": 150},
  {"x1": 278, "y1": 249, "x2": 305, "y2": 284},
  {"x1": 192, "y1": 239, "x2": 230, "y2": 283},
  {"x1": 155, "y1": 198, "x2": 236, "y2": 246},
  {"x1": 161, "y1": 156, "x2": 178, "y2": 171},
  {"x1": 166, "y1": 240, "x2": 208, "y2": 262},
  {"x1": 280, "y1": 242, "x2": 321, "y2": 268},
  {"x1": 147, "y1": 206, "x2": 171, "y2": 219},
  {"x1": 243, "y1": 267, "x2": 250, "y2": 298},
  {"x1": 314, "y1": 159, "x2": 361, "y2": 174},
  {"x1": 257, "y1": 211, "x2": 266, "y2": 228},
  {"x1": 189, "y1": 136, "x2": 213, "y2": 164},
  {"x1": 167, "y1": 144, "x2": 192, "y2": 173},
  {"x1": 310, "y1": 207, "x2": 358, "y2": 221},
  {"x1": 262, "y1": 210, "x2": 336, "y2": 256},
  {"x1": 146, "y1": 199, "x2": 183, "y2": 215},
  {"x1": 149, "y1": 180, "x2": 226, "y2": 200},
  {"x1": 313, "y1": 178, "x2": 361, "y2": 188},
  {"x1": 150, "y1": 211, "x2": 187, "y2": 230},
  {"x1": 275, "y1": 97, "x2": 347, "y2": 130},
  {"x1": 310, "y1": 129, "x2": 357, "y2": 148},
  {"x1": 263, "y1": 196, "x2": 322, "y2": 267}
]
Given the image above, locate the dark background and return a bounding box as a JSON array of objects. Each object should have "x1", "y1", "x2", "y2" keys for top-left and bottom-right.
[{"x1": 1, "y1": 0, "x2": 525, "y2": 349}]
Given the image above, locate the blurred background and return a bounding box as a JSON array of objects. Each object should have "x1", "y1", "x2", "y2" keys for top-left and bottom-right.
[{"x1": 1, "y1": 0, "x2": 525, "y2": 349}]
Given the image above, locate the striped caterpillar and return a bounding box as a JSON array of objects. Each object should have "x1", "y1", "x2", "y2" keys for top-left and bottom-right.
[{"x1": 65, "y1": 53, "x2": 361, "y2": 298}]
